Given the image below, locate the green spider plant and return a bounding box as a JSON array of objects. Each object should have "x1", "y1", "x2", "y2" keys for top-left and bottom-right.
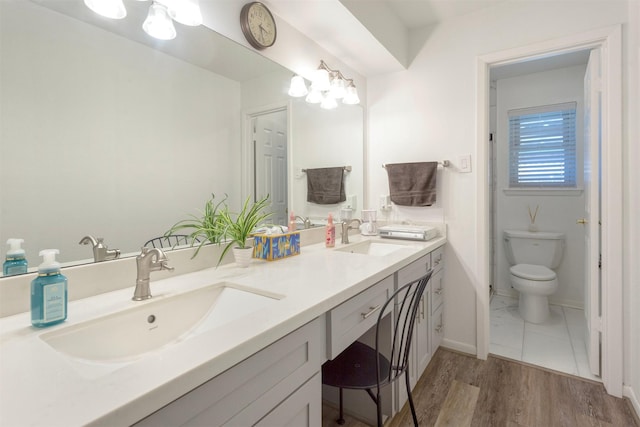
[{"x1": 165, "y1": 193, "x2": 227, "y2": 258}]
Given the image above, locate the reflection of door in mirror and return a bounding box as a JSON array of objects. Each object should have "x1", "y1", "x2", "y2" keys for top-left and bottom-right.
[{"x1": 253, "y1": 110, "x2": 288, "y2": 226}]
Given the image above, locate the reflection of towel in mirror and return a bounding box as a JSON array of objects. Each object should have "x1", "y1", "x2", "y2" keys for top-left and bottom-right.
[
  {"x1": 385, "y1": 162, "x2": 438, "y2": 206},
  {"x1": 306, "y1": 167, "x2": 346, "y2": 204}
]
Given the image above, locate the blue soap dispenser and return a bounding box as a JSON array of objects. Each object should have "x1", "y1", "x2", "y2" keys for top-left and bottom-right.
[
  {"x1": 3, "y1": 238, "x2": 27, "y2": 276},
  {"x1": 31, "y1": 249, "x2": 67, "y2": 328}
]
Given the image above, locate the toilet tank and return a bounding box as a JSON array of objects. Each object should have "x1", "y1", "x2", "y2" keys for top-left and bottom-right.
[{"x1": 503, "y1": 230, "x2": 565, "y2": 269}]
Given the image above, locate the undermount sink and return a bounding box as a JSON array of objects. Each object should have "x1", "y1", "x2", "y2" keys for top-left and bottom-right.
[
  {"x1": 40, "y1": 283, "x2": 281, "y2": 363},
  {"x1": 335, "y1": 239, "x2": 414, "y2": 256}
]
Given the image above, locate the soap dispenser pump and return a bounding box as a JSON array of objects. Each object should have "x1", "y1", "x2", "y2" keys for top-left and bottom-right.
[
  {"x1": 3, "y1": 238, "x2": 27, "y2": 276},
  {"x1": 31, "y1": 249, "x2": 67, "y2": 328},
  {"x1": 325, "y1": 213, "x2": 335, "y2": 248}
]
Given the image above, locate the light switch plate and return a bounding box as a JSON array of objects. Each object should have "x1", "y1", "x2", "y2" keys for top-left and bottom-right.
[{"x1": 459, "y1": 155, "x2": 472, "y2": 173}]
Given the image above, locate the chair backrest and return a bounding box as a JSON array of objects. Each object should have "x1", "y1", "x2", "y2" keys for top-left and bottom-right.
[
  {"x1": 143, "y1": 235, "x2": 200, "y2": 249},
  {"x1": 375, "y1": 269, "x2": 433, "y2": 389}
]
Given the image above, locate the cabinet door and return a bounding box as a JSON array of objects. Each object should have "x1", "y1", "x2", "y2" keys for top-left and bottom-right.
[{"x1": 255, "y1": 373, "x2": 321, "y2": 427}]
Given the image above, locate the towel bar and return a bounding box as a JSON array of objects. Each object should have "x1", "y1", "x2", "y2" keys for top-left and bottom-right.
[
  {"x1": 382, "y1": 160, "x2": 449, "y2": 168},
  {"x1": 302, "y1": 166, "x2": 352, "y2": 173}
]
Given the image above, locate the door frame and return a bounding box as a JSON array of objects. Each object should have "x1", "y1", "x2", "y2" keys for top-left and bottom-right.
[
  {"x1": 241, "y1": 102, "x2": 291, "y2": 205},
  {"x1": 475, "y1": 25, "x2": 623, "y2": 396}
]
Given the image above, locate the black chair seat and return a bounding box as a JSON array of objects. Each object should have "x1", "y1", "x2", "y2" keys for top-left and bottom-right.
[{"x1": 322, "y1": 341, "x2": 391, "y2": 390}]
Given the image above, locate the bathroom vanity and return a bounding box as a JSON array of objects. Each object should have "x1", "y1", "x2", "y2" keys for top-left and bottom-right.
[{"x1": 0, "y1": 232, "x2": 446, "y2": 426}]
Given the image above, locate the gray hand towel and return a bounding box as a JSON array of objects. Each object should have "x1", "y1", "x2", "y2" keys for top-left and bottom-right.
[
  {"x1": 306, "y1": 167, "x2": 346, "y2": 205},
  {"x1": 385, "y1": 162, "x2": 438, "y2": 206}
]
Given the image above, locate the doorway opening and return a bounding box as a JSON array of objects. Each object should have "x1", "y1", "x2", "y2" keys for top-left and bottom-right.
[
  {"x1": 487, "y1": 49, "x2": 599, "y2": 380},
  {"x1": 475, "y1": 25, "x2": 623, "y2": 397}
]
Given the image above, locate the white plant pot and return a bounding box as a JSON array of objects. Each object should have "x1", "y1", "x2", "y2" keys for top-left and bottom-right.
[{"x1": 232, "y1": 246, "x2": 253, "y2": 268}]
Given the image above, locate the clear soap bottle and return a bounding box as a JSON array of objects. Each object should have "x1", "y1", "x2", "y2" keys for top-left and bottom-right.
[
  {"x1": 3, "y1": 238, "x2": 27, "y2": 276},
  {"x1": 31, "y1": 249, "x2": 67, "y2": 328}
]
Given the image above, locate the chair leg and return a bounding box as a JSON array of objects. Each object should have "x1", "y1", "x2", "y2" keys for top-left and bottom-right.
[
  {"x1": 337, "y1": 387, "x2": 345, "y2": 425},
  {"x1": 376, "y1": 391, "x2": 383, "y2": 427},
  {"x1": 405, "y1": 371, "x2": 419, "y2": 427}
]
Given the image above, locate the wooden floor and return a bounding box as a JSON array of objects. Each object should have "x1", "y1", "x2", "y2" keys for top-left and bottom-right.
[{"x1": 322, "y1": 348, "x2": 639, "y2": 427}]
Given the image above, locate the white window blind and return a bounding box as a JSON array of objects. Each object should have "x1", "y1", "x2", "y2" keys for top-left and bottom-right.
[{"x1": 508, "y1": 102, "x2": 577, "y2": 188}]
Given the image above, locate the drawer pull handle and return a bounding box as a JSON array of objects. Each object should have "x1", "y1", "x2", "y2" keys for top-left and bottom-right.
[
  {"x1": 434, "y1": 288, "x2": 443, "y2": 295},
  {"x1": 361, "y1": 305, "x2": 381, "y2": 319},
  {"x1": 434, "y1": 258, "x2": 441, "y2": 265}
]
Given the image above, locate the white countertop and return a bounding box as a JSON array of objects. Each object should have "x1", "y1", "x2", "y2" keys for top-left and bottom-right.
[{"x1": 0, "y1": 234, "x2": 445, "y2": 426}]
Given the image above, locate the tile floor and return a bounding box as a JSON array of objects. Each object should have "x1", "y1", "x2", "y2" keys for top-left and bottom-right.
[{"x1": 489, "y1": 294, "x2": 601, "y2": 381}]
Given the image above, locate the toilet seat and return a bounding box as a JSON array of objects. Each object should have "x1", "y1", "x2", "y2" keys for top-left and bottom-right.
[{"x1": 510, "y1": 264, "x2": 556, "y2": 281}]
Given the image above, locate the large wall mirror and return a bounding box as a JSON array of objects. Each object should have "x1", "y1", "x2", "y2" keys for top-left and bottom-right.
[{"x1": 0, "y1": 0, "x2": 363, "y2": 273}]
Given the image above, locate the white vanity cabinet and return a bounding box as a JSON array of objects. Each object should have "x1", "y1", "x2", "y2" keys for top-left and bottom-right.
[
  {"x1": 134, "y1": 317, "x2": 325, "y2": 427},
  {"x1": 394, "y1": 244, "x2": 445, "y2": 414}
]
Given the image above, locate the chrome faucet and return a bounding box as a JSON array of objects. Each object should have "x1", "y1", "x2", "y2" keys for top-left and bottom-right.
[
  {"x1": 79, "y1": 235, "x2": 120, "y2": 262},
  {"x1": 295, "y1": 215, "x2": 312, "y2": 229},
  {"x1": 133, "y1": 247, "x2": 174, "y2": 301},
  {"x1": 341, "y1": 219, "x2": 362, "y2": 244}
]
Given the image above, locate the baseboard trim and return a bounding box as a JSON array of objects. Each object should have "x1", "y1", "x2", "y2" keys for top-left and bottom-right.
[
  {"x1": 441, "y1": 339, "x2": 476, "y2": 356},
  {"x1": 623, "y1": 385, "x2": 640, "y2": 423}
]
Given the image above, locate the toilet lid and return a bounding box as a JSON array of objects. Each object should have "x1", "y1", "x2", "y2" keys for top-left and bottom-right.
[{"x1": 510, "y1": 264, "x2": 556, "y2": 281}]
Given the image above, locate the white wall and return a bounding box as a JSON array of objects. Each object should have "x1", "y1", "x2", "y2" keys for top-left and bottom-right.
[
  {"x1": 495, "y1": 65, "x2": 587, "y2": 308},
  {"x1": 366, "y1": 0, "x2": 629, "y2": 355},
  {"x1": 624, "y1": 0, "x2": 640, "y2": 415}
]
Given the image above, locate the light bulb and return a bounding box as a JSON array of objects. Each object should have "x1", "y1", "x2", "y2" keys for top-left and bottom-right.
[
  {"x1": 143, "y1": 3, "x2": 177, "y2": 41},
  {"x1": 311, "y1": 68, "x2": 330, "y2": 92},
  {"x1": 321, "y1": 95, "x2": 338, "y2": 110},
  {"x1": 305, "y1": 88, "x2": 323, "y2": 104},
  {"x1": 163, "y1": 0, "x2": 203, "y2": 26},
  {"x1": 84, "y1": 0, "x2": 127, "y2": 19},
  {"x1": 329, "y1": 75, "x2": 346, "y2": 99},
  {"x1": 342, "y1": 85, "x2": 360, "y2": 105},
  {"x1": 288, "y1": 75, "x2": 308, "y2": 97}
]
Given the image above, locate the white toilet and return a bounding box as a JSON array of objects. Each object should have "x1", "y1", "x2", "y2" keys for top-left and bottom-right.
[{"x1": 503, "y1": 230, "x2": 565, "y2": 324}]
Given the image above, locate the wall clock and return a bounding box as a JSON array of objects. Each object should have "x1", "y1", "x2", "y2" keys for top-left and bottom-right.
[{"x1": 240, "y1": 2, "x2": 277, "y2": 50}]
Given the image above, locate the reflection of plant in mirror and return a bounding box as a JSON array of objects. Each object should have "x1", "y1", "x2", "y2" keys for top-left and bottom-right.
[
  {"x1": 218, "y1": 195, "x2": 272, "y2": 264},
  {"x1": 165, "y1": 194, "x2": 227, "y2": 258}
]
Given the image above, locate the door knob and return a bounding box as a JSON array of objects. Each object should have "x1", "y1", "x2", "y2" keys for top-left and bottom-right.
[{"x1": 577, "y1": 218, "x2": 588, "y2": 224}]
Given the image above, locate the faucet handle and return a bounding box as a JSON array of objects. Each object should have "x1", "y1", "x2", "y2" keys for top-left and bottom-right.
[{"x1": 160, "y1": 259, "x2": 174, "y2": 272}]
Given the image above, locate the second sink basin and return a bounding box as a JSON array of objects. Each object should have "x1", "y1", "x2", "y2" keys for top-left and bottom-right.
[
  {"x1": 335, "y1": 239, "x2": 414, "y2": 256},
  {"x1": 40, "y1": 283, "x2": 281, "y2": 363}
]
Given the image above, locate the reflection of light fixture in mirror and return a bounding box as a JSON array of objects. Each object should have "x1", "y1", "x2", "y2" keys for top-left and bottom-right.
[
  {"x1": 84, "y1": 0, "x2": 202, "y2": 41},
  {"x1": 288, "y1": 75, "x2": 309, "y2": 97},
  {"x1": 289, "y1": 60, "x2": 359, "y2": 107},
  {"x1": 84, "y1": 0, "x2": 127, "y2": 19},
  {"x1": 305, "y1": 87, "x2": 323, "y2": 104},
  {"x1": 320, "y1": 95, "x2": 338, "y2": 110},
  {"x1": 143, "y1": 2, "x2": 176, "y2": 40}
]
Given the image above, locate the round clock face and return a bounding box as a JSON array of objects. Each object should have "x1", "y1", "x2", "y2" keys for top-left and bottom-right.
[{"x1": 240, "y1": 2, "x2": 277, "y2": 50}]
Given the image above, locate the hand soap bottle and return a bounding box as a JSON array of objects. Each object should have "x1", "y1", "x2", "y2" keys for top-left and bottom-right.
[
  {"x1": 325, "y1": 213, "x2": 335, "y2": 248},
  {"x1": 3, "y1": 238, "x2": 27, "y2": 276},
  {"x1": 31, "y1": 249, "x2": 67, "y2": 328},
  {"x1": 289, "y1": 211, "x2": 296, "y2": 232}
]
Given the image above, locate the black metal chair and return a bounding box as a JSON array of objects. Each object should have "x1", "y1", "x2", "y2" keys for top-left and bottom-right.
[
  {"x1": 322, "y1": 270, "x2": 433, "y2": 427},
  {"x1": 143, "y1": 235, "x2": 200, "y2": 249}
]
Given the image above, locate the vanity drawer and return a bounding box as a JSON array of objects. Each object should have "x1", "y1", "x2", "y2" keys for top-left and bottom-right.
[
  {"x1": 326, "y1": 275, "x2": 394, "y2": 359},
  {"x1": 431, "y1": 246, "x2": 444, "y2": 273},
  {"x1": 396, "y1": 253, "x2": 431, "y2": 288},
  {"x1": 430, "y1": 268, "x2": 445, "y2": 314}
]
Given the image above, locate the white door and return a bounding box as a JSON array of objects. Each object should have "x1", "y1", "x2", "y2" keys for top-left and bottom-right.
[
  {"x1": 253, "y1": 110, "x2": 288, "y2": 226},
  {"x1": 583, "y1": 48, "x2": 601, "y2": 377}
]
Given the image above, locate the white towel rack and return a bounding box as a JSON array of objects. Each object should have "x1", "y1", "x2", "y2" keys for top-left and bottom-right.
[
  {"x1": 302, "y1": 166, "x2": 352, "y2": 173},
  {"x1": 382, "y1": 160, "x2": 450, "y2": 168}
]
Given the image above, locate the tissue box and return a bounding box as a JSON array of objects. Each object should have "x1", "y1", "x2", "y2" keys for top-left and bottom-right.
[{"x1": 253, "y1": 232, "x2": 301, "y2": 261}]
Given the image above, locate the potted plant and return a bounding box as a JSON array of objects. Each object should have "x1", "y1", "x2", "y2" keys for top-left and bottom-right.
[
  {"x1": 218, "y1": 194, "x2": 272, "y2": 267},
  {"x1": 165, "y1": 194, "x2": 227, "y2": 258}
]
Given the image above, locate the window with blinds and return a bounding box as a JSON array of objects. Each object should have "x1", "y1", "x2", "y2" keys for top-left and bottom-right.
[{"x1": 508, "y1": 102, "x2": 577, "y2": 188}]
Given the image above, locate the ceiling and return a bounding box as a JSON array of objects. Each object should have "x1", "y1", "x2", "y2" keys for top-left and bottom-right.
[
  {"x1": 267, "y1": 0, "x2": 508, "y2": 76},
  {"x1": 267, "y1": 0, "x2": 589, "y2": 79}
]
